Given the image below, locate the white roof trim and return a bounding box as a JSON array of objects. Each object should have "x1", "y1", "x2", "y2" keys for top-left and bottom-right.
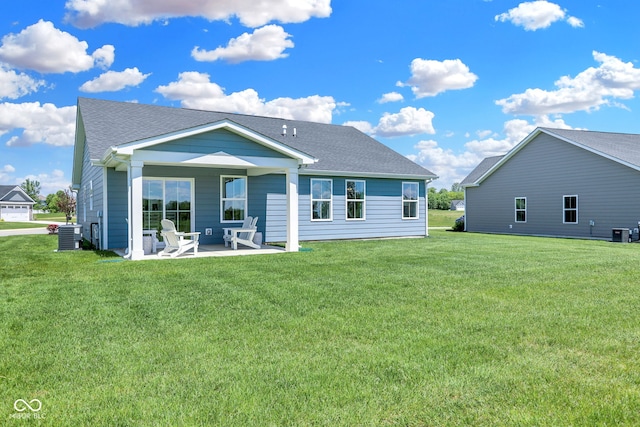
[{"x1": 110, "y1": 120, "x2": 316, "y2": 165}]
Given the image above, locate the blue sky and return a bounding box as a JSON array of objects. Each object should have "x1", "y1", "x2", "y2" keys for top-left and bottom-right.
[{"x1": 1, "y1": 0, "x2": 640, "y2": 194}]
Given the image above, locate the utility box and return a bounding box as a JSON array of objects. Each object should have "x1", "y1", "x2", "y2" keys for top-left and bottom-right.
[
  {"x1": 58, "y1": 224, "x2": 83, "y2": 251},
  {"x1": 612, "y1": 228, "x2": 629, "y2": 243}
]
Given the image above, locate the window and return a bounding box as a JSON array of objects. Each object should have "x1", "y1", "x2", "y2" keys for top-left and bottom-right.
[
  {"x1": 515, "y1": 197, "x2": 527, "y2": 222},
  {"x1": 311, "y1": 179, "x2": 332, "y2": 221},
  {"x1": 143, "y1": 178, "x2": 193, "y2": 234},
  {"x1": 402, "y1": 182, "x2": 419, "y2": 219},
  {"x1": 221, "y1": 176, "x2": 247, "y2": 222},
  {"x1": 346, "y1": 180, "x2": 365, "y2": 220},
  {"x1": 563, "y1": 195, "x2": 578, "y2": 224}
]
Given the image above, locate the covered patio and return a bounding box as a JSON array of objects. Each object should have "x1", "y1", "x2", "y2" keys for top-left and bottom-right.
[{"x1": 98, "y1": 120, "x2": 317, "y2": 260}]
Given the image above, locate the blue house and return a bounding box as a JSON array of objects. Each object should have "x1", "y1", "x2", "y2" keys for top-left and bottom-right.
[{"x1": 72, "y1": 98, "x2": 437, "y2": 259}]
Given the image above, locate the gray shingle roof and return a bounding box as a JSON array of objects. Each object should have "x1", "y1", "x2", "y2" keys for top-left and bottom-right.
[
  {"x1": 462, "y1": 127, "x2": 640, "y2": 186},
  {"x1": 77, "y1": 97, "x2": 436, "y2": 179},
  {"x1": 460, "y1": 155, "x2": 503, "y2": 186},
  {"x1": 0, "y1": 185, "x2": 34, "y2": 203},
  {"x1": 540, "y1": 127, "x2": 640, "y2": 168}
]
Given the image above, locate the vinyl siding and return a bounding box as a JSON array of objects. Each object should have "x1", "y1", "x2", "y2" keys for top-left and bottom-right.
[
  {"x1": 298, "y1": 176, "x2": 426, "y2": 241},
  {"x1": 106, "y1": 169, "x2": 128, "y2": 248},
  {"x1": 151, "y1": 128, "x2": 288, "y2": 158},
  {"x1": 102, "y1": 166, "x2": 427, "y2": 248},
  {"x1": 77, "y1": 139, "x2": 104, "y2": 246},
  {"x1": 466, "y1": 132, "x2": 640, "y2": 239}
]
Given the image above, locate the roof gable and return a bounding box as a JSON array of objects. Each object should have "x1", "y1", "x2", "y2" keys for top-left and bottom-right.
[
  {"x1": 0, "y1": 185, "x2": 35, "y2": 203},
  {"x1": 112, "y1": 119, "x2": 316, "y2": 164},
  {"x1": 462, "y1": 128, "x2": 640, "y2": 186},
  {"x1": 74, "y1": 98, "x2": 436, "y2": 181}
]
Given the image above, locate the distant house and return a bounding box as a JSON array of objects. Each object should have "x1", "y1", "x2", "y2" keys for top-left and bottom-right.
[
  {"x1": 450, "y1": 200, "x2": 465, "y2": 211},
  {"x1": 461, "y1": 127, "x2": 640, "y2": 240},
  {"x1": 72, "y1": 98, "x2": 437, "y2": 259},
  {"x1": 0, "y1": 185, "x2": 35, "y2": 222}
]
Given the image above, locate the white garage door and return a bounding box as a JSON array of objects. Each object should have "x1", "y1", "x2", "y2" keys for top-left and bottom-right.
[{"x1": 1, "y1": 205, "x2": 30, "y2": 221}]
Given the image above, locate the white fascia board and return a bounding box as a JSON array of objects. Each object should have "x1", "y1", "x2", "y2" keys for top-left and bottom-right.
[
  {"x1": 131, "y1": 150, "x2": 300, "y2": 169},
  {"x1": 302, "y1": 169, "x2": 438, "y2": 181},
  {"x1": 114, "y1": 120, "x2": 317, "y2": 165}
]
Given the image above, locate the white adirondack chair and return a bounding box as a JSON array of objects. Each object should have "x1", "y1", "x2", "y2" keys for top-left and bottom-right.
[
  {"x1": 158, "y1": 219, "x2": 200, "y2": 258},
  {"x1": 222, "y1": 216, "x2": 260, "y2": 250}
]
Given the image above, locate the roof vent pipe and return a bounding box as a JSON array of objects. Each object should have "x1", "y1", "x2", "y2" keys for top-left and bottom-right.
[
  {"x1": 282, "y1": 124, "x2": 287, "y2": 136},
  {"x1": 293, "y1": 128, "x2": 297, "y2": 137}
]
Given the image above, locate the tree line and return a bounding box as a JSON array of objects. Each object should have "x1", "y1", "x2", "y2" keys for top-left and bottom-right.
[
  {"x1": 428, "y1": 183, "x2": 464, "y2": 210},
  {"x1": 20, "y1": 178, "x2": 76, "y2": 217}
]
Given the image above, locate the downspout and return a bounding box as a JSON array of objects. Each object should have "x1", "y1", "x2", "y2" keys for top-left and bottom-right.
[{"x1": 102, "y1": 148, "x2": 135, "y2": 256}]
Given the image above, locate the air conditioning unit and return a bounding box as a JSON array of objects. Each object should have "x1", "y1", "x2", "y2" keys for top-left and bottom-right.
[
  {"x1": 612, "y1": 228, "x2": 629, "y2": 243},
  {"x1": 58, "y1": 225, "x2": 83, "y2": 251}
]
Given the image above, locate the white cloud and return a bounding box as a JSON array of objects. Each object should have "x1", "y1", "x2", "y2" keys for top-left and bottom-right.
[
  {"x1": 409, "y1": 116, "x2": 574, "y2": 189},
  {"x1": 0, "y1": 164, "x2": 16, "y2": 185},
  {"x1": 192, "y1": 25, "x2": 293, "y2": 63},
  {"x1": 155, "y1": 71, "x2": 337, "y2": 123},
  {"x1": 373, "y1": 107, "x2": 436, "y2": 137},
  {"x1": 0, "y1": 65, "x2": 45, "y2": 99},
  {"x1": 65, "y1": 0, "x2": 332, "y2": 28},
  {"x1": 80, "y1": 67, "x2": 151, "y2": 93},
  {"x1": 398, "y1": 58, "x2": 478, "y2": 98},
  {"x1": 496, "y1": 51, "x2": 640, "y2": 115},
  {"x1": 343, "y1": 121, "x2": 374, "y2": 134},
  {"x1": 91, "y1": 45, "x2": 116, "y2": 69},
  {"x1": 0, "y1": 102, "x2": 77, "y2": 147},
  {"x1": 377, "y1": 92, "x2": 404, "y2": 104},
  {"x1": 495, "y1": 1, "x2": 583, "y2": 31},
  {"x1": 566, "y1": 16, "x2": 584, "y2": 28},
  {"x1": 0, "y1": 20, "x2": 114, "y2": 73}
]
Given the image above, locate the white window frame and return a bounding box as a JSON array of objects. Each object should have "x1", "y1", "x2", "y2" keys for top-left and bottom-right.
[
  {"x1": 311, "y1": 178, "x2": 333, "y2": 221},
  {"x1": 346, "y1": 179, "x2": 366, "y2": 221},
  {"x1": 563, "y1": 195, "x2": 578, "y2": 224},
  {"x1": 220, "y1": 175, "x2": 248, "y2": 223},
  {"x1": 515, "y1": 197, "x2": 527, "y2": 223},
  {"x1": 143, "y1": 177, "x2": 195, "y2": 232},
  {"x1": 402, "y1": 182, "x2": 420, "y2": 220}
]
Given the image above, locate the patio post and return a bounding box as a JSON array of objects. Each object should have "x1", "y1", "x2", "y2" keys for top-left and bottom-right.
[
  {"x1": 285, "y1": 167, "x2": 299, "y2": 252},
  {"x1": 128, "y1": 160, "x2": 145, "y2": 260}
]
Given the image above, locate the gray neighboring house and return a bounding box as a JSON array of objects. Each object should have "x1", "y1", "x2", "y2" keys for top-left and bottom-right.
[
  {"x1": 0, "y1": 185, "x2": 35, "y2": 222},
  {"x1": 72, "y1": 98, "x2": 437, "y2": 259},
  {"x1": 450, "y1": 200, "x2": 465, "y2": 211},
  {"x1": 461, "y1": 127, "x2": 640, "y2": 239}
]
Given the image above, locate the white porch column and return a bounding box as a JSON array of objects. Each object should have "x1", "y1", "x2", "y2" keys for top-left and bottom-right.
[
  {"x1": 128, "y1": 160, "x2": 145, "y2": 260},
  {"x1": 285, "y1": 167, "x2": 299, "y2": 252}
]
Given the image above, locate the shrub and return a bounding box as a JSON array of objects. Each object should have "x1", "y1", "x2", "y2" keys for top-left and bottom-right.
[
  {"x1": 47, "y1": 224, "x2": 59, "y2": 234},
  {"x1": 452, "y1": 215, "x2": 465, "y2": 232}
]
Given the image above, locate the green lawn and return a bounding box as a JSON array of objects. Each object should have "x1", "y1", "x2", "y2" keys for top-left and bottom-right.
[
  {"x1": 0, "y1": 221, "x2": 45, "y2": 230},
  {"x1": 1, "y1": 232, "x2": 639, "y2": 426},
  {"x1": 34, "y1": 213, "x2": 75, "y2": 222},
  {"x1": 429, "y1": 209, "x2": 463, "y2": 227}
]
